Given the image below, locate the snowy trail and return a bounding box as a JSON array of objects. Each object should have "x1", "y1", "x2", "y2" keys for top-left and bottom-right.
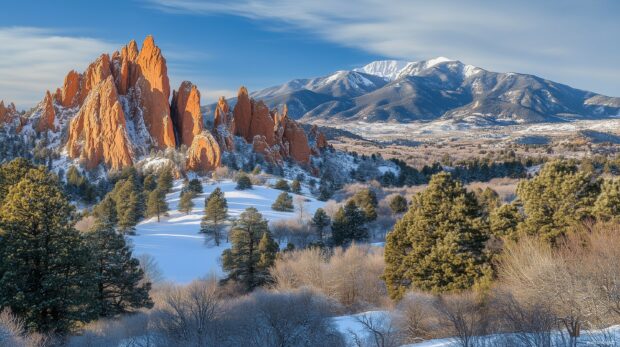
[{"x1": 128, "y1": 179, "x2": 325, "y2": 283}]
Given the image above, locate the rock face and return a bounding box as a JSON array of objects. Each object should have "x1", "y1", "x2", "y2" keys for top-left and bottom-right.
[
  {"x1": 309, "y1": 125, "x2": 329, "y2": 154},
  {"x1": 0, "y1": 100, "x2": 18, "y2": 124},
  {"x1": 171, "y1": 81, "x2": 203, "y2": 147},
  {"x1": 36, "y1": 91, "x2": 56, "y2": 132},
  {"x1": 56, "y1": 70, "x2": 81, "y2": 108},
  {"x1": 233, "y1": 86, "x2": 252, "y2": 141},
  {"x1": 278, "y1": 107, "x2": 311, "y2": 164},
  {"x1": 213, "y1": 96, "x2": 235, "y2": 151},
  {"x1": 186, "y1": 131, "x2": 222, "y2": 173},
  {"x1": 66, "y1": 76, "x2": 133, "y2": 170}
]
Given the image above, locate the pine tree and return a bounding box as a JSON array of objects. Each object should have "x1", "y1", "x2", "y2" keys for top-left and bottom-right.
[
  {"x1": 143, "y1": 174, "x2": 157, "y2": 192},
  {"x1": 593, "y1": 179, "x2": 620, "y2": 222},
  {"x1": 273, "y1": 179, "x2": 290, "y2": 191},
  {"x1": 291, "y1": 179, "x2": 302, "y2": 194},
  {"x1": 114, "y1": 179, "x2": 143, "y2": 234},
  {"x1": 156, "y1": 166, "x2": 174, "y2": 194},
  {"x1": 201, "y1": 187, "x2": 229, "y2": 245},
  {"x1": 389, "y1": 195, "x2": 408, "y2": 214},
  {"x1": 0, "y1": 157, "x2": 34, "y2": 205},
  {"x1": 0, "y1": 168, "x2": 96, "y2": 333},
  {"x1": 489, "y1": 203, "x2": 523, "y2": 239},
  {"x1": 311, "y1": 208, "x2": 330, "y2": 242},
  {"x1": 352, "y1": 188, "x2": 378, "y2": 221},
  {"x1": 474, "y1": 187, "x2": 501, "y2": 216},
  {"x1": 272, "y1": 191, "x2": 294, "y2": 211},
  {"x1": 257, "y1": 232, "x2": 278, "y2": 273},
  {"x1": 236, "y1": 172, "x2": 252, "y2": 190},
  {"x1": 85, "y1": 222, "x2": 153, "y2": 317},
  {"x1": 221, "y1": 207, "x2": 278, "y2": 290},
  {"x1": 331, "y1": 200, "x2": 368, "y2": 246},
  {"x1": 93, "y1": 195, "x2": 118, "y2": 227},
  {"x1": 178, "y1": 190, "x2": 195, "y2": 215},
  {"x1": 146, "y1": 189, "x2": 168, "y2": 222},
  {"x1": 517, "y1": 160, "x2": 600, "y2": 244},
  {"x1": 187, "y1": 178, "x2": 203, "y2": 194},
  {"x1": 383, "y1": 172, "x2": 491, "y2": 299}
]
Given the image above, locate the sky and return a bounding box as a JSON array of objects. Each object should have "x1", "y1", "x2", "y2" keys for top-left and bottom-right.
[{"x1": 0, "y1": 0, "x2": 618, "y2": 109}]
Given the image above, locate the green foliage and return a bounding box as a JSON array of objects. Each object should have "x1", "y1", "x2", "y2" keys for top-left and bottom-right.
[
  {"x1": 272, "y1": 192, "x2": 294, "y2": 211},
  {"x1": 331, "y1": 200, "x2": 368, "y2": 246},
  {"x1": 273, "y1": 179, "x2": 290, "y2": 192},
  {"x1": 516, "y1": 160, "x2": 600, "y2": 244},
  {"x1": 235, "y1": 172, "x2": 252, "y2": 190},
  {"x1": 0, "y1": 167, "x2": 95, "y2": 333},
  {"x1": 85, "y1": 222, "x2": 153, "y2": 318},
  {"x1": 112, "y1": 178, "x2": 145, "y2": 234},
  {"x1": 201, "y1": 187, "x2": 229, "y2": 246},
  {"x1": 146, "y1": 189, "x2": 168, "y2": 223},
  {"x1": 474, "y1": 187, "x2": 501, "y2": 216},
  {"x1": 383, "y1": 172, "x2": 491, "y2": 299},
  {"x1": 93, "y1": 195, "x2": 118, "y2": 228},
  {"x1": 156, "y1": 166, "x2": 174, "y2": 194},
  {"x1": 310, "y1": 208, "x2": 330, "y2": 241},
  {"x1": 593, "y1": 179, "x2": 620, "y2": 222},
  {"x1": 490, "y1": 203, "x2": 523, "y2": 239},
  {"x1": 251, "y1": 165, "x2": 261, "y2": 175},
  {"x1": 318, "y1": 183, "x2": 333, "y2": 201},
  {"x1": 352, "y1": 188, "x2": 378, "y2": 221},
  {"x1": 221, "y1": 207, "x2": 278, "y2": 290},
  {"x1": 389, "y1": 195, "x2": 408, "y2": 214},
  {"x1": 178, "y1": 190, "x2": 195, "y2": 215},
  {"x1": 65, "y1": 165, "x2": 96, "y2": 203},
  {"x1": 0, "y1": 157, "x2": 34, "y2": 205},
  {"x1": 187, "y1": 178, "x2": 203, "y2": 194},
  {"x1": 143, "y1": 174, "x2": 157, "y2": 192},
  {"x1": 290, "y1": 179, "x2": 302, "y2": 194}
]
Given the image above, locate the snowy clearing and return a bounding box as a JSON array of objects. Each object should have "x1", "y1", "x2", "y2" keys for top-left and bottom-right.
[{"x1": 128, "y1": 179, "x2": 325, "y2": 283}]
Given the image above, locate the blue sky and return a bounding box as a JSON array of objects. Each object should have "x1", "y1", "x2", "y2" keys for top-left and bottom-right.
[{"x1": 1, "y1": 0, "x2": 618, "y2": 108}]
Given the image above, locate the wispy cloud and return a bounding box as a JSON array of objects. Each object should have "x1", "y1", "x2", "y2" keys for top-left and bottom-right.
[
  {"x1": 145, "y1": 0, "x2": 620, "y2": 96},
  {"x1": 0, "y1": 27, "x2": 116, "y2": 109}
]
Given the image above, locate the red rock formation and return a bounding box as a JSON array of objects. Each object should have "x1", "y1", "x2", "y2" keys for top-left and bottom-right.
[
  {"x1": 186, "y1": 131, "x2": 222, "y2": 173},
  {"x1": 213, "y1": 96, "x2": 235, "y2": 151},
  {"x1": 278, "y1": 106, "x2": 311, "y2": 164},
  {"x1": 66, "y1": 76, "x2": 133, "y2": 170},
  {"x1": 253, "y1": 135, "x2": 282, "y2": 164},
  {"x1": 0, "y1": 100, "x2": 18, "y2": 124},
  {"x1": 77, "y1": 54, "x2": 112, "y2": 105},
  {"x1": 36, "y1": 91, "x2": 56, "y2": 132},
  {"x1": 250, "y1": 100, "x2": 276, "y2": 146},
  {"x1": 233, "y1": 86, "x2": 252, "y2": 141},
  {"x1": 309, "y1": 124, "x2": 329, "y2": 154},
  {"x1": 133, "y1": 36, "x2": 175, "y2": 149},
  {"x1": 56, "y1": 70, "x2": 81, "y2": 108},
  {"x1": 171, "y1": 81, "x2": 203, "y2": 147}
]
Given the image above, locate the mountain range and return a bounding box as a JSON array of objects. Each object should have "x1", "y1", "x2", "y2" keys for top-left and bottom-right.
[{"x1": 206, "y1": 57, "x2": 620, "y2": 125}]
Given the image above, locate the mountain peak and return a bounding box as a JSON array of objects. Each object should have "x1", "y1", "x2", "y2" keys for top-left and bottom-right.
[{"x1": 354, "y1": 60, "x2": 408, "y2": 81}]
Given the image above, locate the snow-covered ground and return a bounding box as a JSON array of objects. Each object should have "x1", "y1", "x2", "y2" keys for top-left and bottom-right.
[{"x1": 128, "y1": 179, "x2": 325, "y2": 283}]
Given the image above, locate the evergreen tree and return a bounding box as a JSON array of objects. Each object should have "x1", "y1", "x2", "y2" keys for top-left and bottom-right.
[
  {"x1": 201, "y1": 187, "x2": 229, "y2": 246},
  {"x1": 221, "y1": 207, "x2": 278, "y2": 290},
  {"x1": 383, "y1": 172, "x2": 491, "y2": 299},
  {"x1": 156, "y1": 166, "x2": 174, "y2": 194},
  {"x1": 272, "y1": 192, "x2": 294, "y2": 211},
  {"x1": 146, "y1": 189, "x2": 168, "y2": 222},
  {"x1": 593, "y1": 179, "x2": 620, "y2": 222},
  {"x1": 389, "y1": 195, "x2": 408, "y2": 214},
  {"x1": 93, "y1": 195, "x2": 118, "y2": 228},
  {"x1": 331, "y1": 200, "x2": 368, "y2": 246},
  {"x1": 318, "y1": 184, "x2": 333, "y2": 201},
  {"x1": 0, "y1": 168, "x2": 96, "y2": 333},
  {"x1": 291, "y1": 179, "x2": 302, "y2": 194},
  {"x1": 85, "y1": 222, "x2": 153, "y2": 317},
  {"x1": 490, "y1": 203, "x2": 523, "y2": 239},
  {"x1": 517, "y1": 160, "x2": 600, "y2": 244},
  {"x1": 352, "y1": 188, "x2": 378, "y2": 221},
  {"x1": 311, "y1": 208, "x2": 330, "y2": 241},
  {"x1": 0, "y1": 157, "x2": 34, "y2": 205},
  {"x1": 143, "y1": 174, "x2": 157, "y2": 192},
  {"x1": 257, "y1": 231, "x2": 279, "y2": 272},
  {"x1": 114, "y1": 179, "x2": 143, "y2": 234},
  {"x1": 187, "y1": 178, "x2": 203, "y2": 194},
  {"x1": 474, "y1": 187, "x2": 501, "y2": 217},
  {"x1": 178, "y1": 191, "x2": 195, "y2": 215},
  {"x1": 236, "y1": 172, "x2": 252, "y2": 190},
  {"x1": 273, "y1": 179, "x2": 290, "y2": 191}
]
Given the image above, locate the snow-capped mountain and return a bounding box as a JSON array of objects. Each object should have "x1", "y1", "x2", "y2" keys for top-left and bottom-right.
[{"x1": 210, "y1": 58, "x2": 620, "y2": 124}]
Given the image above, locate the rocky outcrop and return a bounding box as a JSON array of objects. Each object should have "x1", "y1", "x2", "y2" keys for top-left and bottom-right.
[
  {"x1": 186, "y1": 131, "x2": 222, "y2": 173},
  {"x1": 66, "y1": 76, "x2": 133, "y2": 170},
  {"x1": 0, "y1": 100, "x2": 18, "y2": 124},
  {"x1": 171, "y1": 81, "x2": 203, "y2": 147},
  {"x1": 133, "y1": 36, "x2": 175, "y2": 149},
  {"x1": 213, "y1": 96, "x2": 235, "y2": 151},
  {"x1": 253, "y1": 135, "x2": 282, "y2": 164},
  {"x1": 309, "y1": 124, "x2": 329, "y2": 154},
  {"x1": 36, "y1": 91, "x2": 56, "y2": 132},
  {"x1": 233, "y1": 86, "x2": 252, "y2": 141},
  {"x1": 55, "y1": 70, "x2": 81, "y2": 108},
  {"x1": 278, "y1": 107, "x2": 311, "y2": 164}
]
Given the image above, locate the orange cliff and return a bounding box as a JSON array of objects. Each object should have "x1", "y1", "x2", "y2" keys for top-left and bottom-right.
[
  {"x1": 186, "y1": 131, "x2": 222, "y2": 173},
  {"x1": 36, "y1": 91, "x2": 56, "y2": 132},
  {"x1": 171, "y1": 81, "x2": 203, "y2": 147},
  {"x1": 66, "y1": 76, "x2": 133, "y2": 170}
]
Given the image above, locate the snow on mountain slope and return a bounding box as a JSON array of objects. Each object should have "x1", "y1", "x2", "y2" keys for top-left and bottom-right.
[
  {"x1": 354, "y1": 60, "x2": 408, "y2": 81},
  {"x1": 129, "y1": 179, "x2": 325, "y2": 283}
]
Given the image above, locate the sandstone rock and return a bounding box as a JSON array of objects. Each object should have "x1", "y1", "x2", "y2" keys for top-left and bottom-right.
[
  {"x1": 36, "y1": 91, "x2": 56, "y2": 132},
  {"x1": 134, "y1": 35, "x2": 175, "y2": 148},
  {"x1": 66, "y1": 76, "x2": 133, "y2": 170},
  {"x1": 309, "y1": 124, "x2": 328, "y2": 154},
  {"x1": 186, "y1": 131, "x2": 222, "y2": 173},
  {"x1": 233, "y1": 86, "x2": 252, "y2": 141},
  {"x1": 213, "y1": 96, "x2": 230, "y2": 129},
  {"x1": 250, "y1": 100, "x2": 276, "y2": 146},
  {"x1": 213, "y1": 96, "x2": 235, "y2": 151},
  {"x1": 253, "y1": 135, "x2": 282, "y2": 164},
  {"x1": 56, "y1": 70, "x2": 81, "y2": 108},
  {"x1": 77, "y1": 54, "x2": 112, "y2": 105},
  {"x1": 171, "y1": 81, "x2": 203, "y2": 147},
  {"x1": 279, "y1": 106, "x2": 311, "y2": 164},
  {"x1": 0, "y1": 100, "x2": 18, "y2": 124}
]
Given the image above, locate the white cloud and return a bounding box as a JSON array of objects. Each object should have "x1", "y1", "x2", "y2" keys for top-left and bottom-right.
[
  {"x1": 0, "y1": 27, "x2": 116, "y2": 109},
  {"x1": 146, "y1": 0, "x2": 620, "y2": 96}
]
